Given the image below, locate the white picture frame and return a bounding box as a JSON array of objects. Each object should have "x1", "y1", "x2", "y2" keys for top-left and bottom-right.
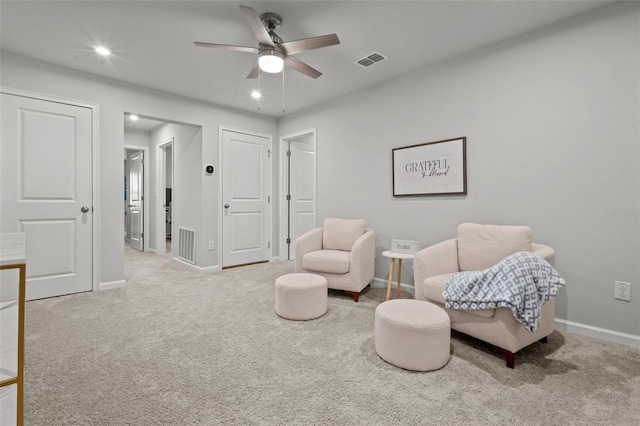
[{"x1": 392, "y1": 137, "x2": 467, "y2": 196}]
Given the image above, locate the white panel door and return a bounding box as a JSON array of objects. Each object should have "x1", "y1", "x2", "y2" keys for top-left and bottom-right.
[
  {"x1": 288, "y1": 139, "x2": 315, "y2": 260},
  {"x1": 222, "y1": 130, "x2": 270, "y2": 267},
  {"x1": 128, "y1": 150, "x2": 144, "y2": 251},
  {"x1": 0, "y1": 93, "x2": 93, "y2": 300}
]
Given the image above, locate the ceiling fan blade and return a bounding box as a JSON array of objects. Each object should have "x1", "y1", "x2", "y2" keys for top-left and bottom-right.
[
  {"x1": 246, "y1": 62, "x2": 260, "y2": 79},
  {"x1": 284, "y1": 56, "x2": 322, "y2": 79},
  {"x1": 280, "y1": 34, "x2": 340, "y2": 56},
  {"x1": 239, "y1": 5, "x2": 275, "y2": 48},
  {"x1": 194, "y1": 42, "x2": 258, "y2": 54}
]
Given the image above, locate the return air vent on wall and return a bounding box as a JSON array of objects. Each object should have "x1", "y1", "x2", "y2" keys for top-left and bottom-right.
[
  {"x1": 178, "y1": 227, "x2": 196, "y2": 264},
  {"x1": 353, "y1": 51, "x2": 388, "y2": 68}
]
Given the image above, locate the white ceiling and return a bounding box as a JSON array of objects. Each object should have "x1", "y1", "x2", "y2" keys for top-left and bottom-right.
[{"x1": 1, "y1": 1, "x2": 614, "y2": 117}]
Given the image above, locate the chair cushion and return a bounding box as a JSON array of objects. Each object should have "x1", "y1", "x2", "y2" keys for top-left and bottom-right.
[
  {"x1": 302, "y1": 250, "x2": 351, "y2": 274},
  {"x1": 322, "y1": 218, "x2": 366, "y2": 251},
  {"x1": 423, "y1": 272, "x2": 495, "y2": 319},
  {"x1": 457, "y1": 223, "x2": 532, "y2": 271}
]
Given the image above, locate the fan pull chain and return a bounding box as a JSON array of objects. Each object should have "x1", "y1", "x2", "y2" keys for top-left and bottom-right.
[
  {"x1": 257, "y1": 68, "x2": 261, "y2": 110},
  {"x1": 281, "y1": 66, "x2": 285, "y2": 114}
]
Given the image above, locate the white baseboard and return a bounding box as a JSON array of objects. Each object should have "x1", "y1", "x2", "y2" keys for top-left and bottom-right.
[
  {"x1": 198, "y1": 265, "x2": 221, "y2": 273},
  {"x1": 555, "y1": 319, "x2": 640, "y2": 349},
  {"x1": 98, "y1": 280, "x2": 125, "y2": 291},
  {"x1": 371, "y1": 277, "x2": 415, "y2": 296},
  {"x1": 172, "y1": 257, "x2": 221, "y2": 273},
  {"x1": 371, "y1": 278, "x2": 639, "y2": 350}
]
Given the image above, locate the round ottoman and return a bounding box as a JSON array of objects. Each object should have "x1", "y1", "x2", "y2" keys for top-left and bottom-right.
[
  {"x1": 374, "y1": 299, "x2": 451, "y2": 371},
  {"x1": 275, "y1": 273, "x2": 328, "y2": 320}
]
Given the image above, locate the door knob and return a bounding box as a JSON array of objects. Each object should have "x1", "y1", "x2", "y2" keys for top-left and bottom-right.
[
  {"x1": 81, "y1": 206, "x2": 90, "y2": 213},
  {"x1": 224, "y1": 204, "x2": 230, "y2": 209}
]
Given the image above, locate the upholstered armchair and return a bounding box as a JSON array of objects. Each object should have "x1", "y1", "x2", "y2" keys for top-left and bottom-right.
[
  {"x1": 413, "y1": 223, "x2": 557, "y2": 368},
  {"x1": 295, "y1": 218, "x2": 375, "y2": 302}
]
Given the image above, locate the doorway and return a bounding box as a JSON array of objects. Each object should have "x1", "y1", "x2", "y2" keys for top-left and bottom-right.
[
  {"x1": 280, "y1": 129, "x2": 317, "y2": 260},
  {"x1": 124, "y1": 114, "x2": 202, "y2": 261},
  {"x1": 123, "y1": 114, "x2": 170, "y2": 256},
  {"x1": 158, "y1": 139, "x2": 173, "y2": 255}
]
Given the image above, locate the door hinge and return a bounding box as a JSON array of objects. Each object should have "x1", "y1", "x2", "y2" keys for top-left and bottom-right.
[
  {"x1": 141, "y1": 232, "x2": 144, "y2": 238},
  {"x1": 287, "y1": 150, "x2": 291, "y2": 157},
  {"x1": 286, "y1": 194, "x2": 291, "y2": 201},
  {"x1": 268, "y1": 196, "x2": 271, "y2": 203},
  {"x1": 268, "y1": 241, "x2": 271, "y2": 249},
  {"x1": 268, "y1": 149, "x2": 271, "y2": 158},
  {"x1": 286, "y1": 238, "x2": 291, "y2": 244}
]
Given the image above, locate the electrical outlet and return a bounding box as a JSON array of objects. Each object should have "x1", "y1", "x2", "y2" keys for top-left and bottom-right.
[
  {"x1": 208, "y1": 240, "x2": 215, "y2": 250},
  {"x1": 614, "y1": 281, "x2": 631, "y2": 301}
]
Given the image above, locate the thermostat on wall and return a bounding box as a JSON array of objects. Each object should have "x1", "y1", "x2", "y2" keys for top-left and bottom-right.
[{"x1": 205, "y1": 164, "x2": 215, "y2": 175}]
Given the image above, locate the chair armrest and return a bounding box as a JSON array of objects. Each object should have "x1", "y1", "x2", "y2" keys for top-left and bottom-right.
[
  {"x1": 295, "y1": 227, "x2": 323, "y2": 272},
  {"x1": 348, "y1": 229, "x2": 376, "y2": 278},
  {"x1": 532, "y1": 243, "x2": 555, "y2": 268},
  {"x1": 413, "y1": 238, "x2": 460, "y2": 300}
]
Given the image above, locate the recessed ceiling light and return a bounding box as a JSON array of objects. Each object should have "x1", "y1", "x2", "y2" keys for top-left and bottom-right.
[
  {"x1": 251, "y1": 91, "x2": 262, "y2": 99},
  {"x1": 128, "y1": 114, "x2": 139, "y2": 121},
  {"x1": 94, "y1": 46, "x2": 112, "y2": 56}
]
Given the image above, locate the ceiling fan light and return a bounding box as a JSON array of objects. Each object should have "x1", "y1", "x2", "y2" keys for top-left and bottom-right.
[
  {"x1": 94, "y1": 46, "x2": 112, "y2": 56},
  {"x1": 259, "y1": 49, "x2": 284, "y2": 73}
]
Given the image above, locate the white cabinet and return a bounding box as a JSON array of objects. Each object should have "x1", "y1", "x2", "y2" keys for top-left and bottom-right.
[{"x1": 1, "y1": 234, "x2": 26, "y2": 426}]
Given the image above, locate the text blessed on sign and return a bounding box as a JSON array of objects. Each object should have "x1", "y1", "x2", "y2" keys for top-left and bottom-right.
[{"x1": 392, "y1": 137, "x2": 467, "y2": 196}]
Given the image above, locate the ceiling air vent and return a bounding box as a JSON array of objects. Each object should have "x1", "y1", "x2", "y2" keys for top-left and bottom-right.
[{"x1": 354, "y1": 51, "x2": 388, "y2": 68}]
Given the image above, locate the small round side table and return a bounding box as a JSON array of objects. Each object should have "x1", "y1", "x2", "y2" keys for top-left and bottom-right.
[{"x1": 382, "y1": 250, "x2": 415, "y2": 301}]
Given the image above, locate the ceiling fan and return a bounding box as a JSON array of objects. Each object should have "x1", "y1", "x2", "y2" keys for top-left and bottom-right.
[{"x1": 195, "y1": 5, "x2": 340, "y2": 79}]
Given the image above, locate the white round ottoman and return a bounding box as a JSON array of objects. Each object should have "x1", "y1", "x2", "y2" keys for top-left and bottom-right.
[
  {"x1": 275, "y1": 273, "x2": 328, "y2": 320},
  {"x1": 375, "y1": 299, "x2": 451, "y2": 371}
]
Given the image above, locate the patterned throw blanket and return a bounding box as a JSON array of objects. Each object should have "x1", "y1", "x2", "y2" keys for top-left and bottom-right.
[{"x1": 443, "y1": 252, "x2": 565, "y2": 332}]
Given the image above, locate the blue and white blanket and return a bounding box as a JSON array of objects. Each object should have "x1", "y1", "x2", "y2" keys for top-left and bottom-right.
[{"x1": 443, "y1": 252, "x2": 565, "y2": 332}]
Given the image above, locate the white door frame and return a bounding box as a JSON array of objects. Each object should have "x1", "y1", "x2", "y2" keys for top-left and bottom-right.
[
  {"x1": 218, "y1": 126, "x2": 273, "y2": 268},
  {"x1": 1, "y1": 86, "x2": 100, "y2": 292},
  {"x1": 155, "y1": 138, "x2": 174, "y2": 255},
  {"x1": 279, "y1": 128, "x2": 317, "y2": 260}
]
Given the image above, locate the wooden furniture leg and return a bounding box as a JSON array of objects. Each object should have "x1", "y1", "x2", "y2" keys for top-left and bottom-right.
[
  {"x1": 396, "y1": 259, "x2": 403, "y2": 297},
  {"x1": 345, "y1": 291, "x2": 360, "y2": 302},
  {"x1": 502, "y1": 336, "x2": 548, "y2": 368},
  {"x1": 385, "y1": 258, "x2": 395, "y2": 301},
  {"x1": 503, "y1": 350, "x2": 516, "y2": 369}
]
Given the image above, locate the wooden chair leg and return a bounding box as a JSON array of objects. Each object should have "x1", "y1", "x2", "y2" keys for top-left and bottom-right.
[
  {"x1": 503, "y1": 350, "x2": 515, "y2": 369},
  {"x1": 344, "y1": 291, "x2": 359, "y2": 302}
]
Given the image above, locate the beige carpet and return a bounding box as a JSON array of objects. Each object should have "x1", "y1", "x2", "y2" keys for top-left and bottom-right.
[{"x1": 22, "y1": 246, "x2": 640, "y2": 425}]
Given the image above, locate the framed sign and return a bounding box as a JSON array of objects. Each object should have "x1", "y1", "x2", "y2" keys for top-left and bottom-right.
[
  {"x1": 392, "y1": 137, "x2": 467, "y2": 196},
  {"x1": 390, "y1": 239, "x2": 420, "y2": 255}
]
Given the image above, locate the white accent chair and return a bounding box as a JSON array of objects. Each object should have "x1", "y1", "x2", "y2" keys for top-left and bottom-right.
[
  {"x1": 295, "y1": 218, "x2": 375, "y2": 302},
  {"x1": 413, "y1": 223, "x2": 557, "y2": 368}
]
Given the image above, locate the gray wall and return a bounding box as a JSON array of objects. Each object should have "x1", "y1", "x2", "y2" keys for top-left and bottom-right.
[
  {"x1": 279, "y1": 3, "x2": 640, "y2": 337},
  {"x1": 0, "y1": 51, "x2": 277, "y2": 285}
]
